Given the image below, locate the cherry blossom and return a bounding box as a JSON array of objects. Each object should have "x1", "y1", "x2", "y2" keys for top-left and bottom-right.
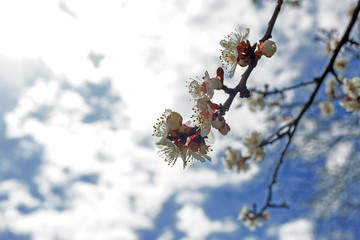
[
  {"x1": 219, "y1": 28, "x2": 250, "y2": 78},
  {"x1": 341, "y1": 77, "x2": 360, "y2": 99},
  {"x1": 319, "y1": 100, "x2": 335, "y2": 116},
  {"x1": 222, "y1": 148, "x2": 250, "y2": 173},
  {"x1": 246, "y1": 92, "x2": 265, "y2": 112},
  {"x1": 325, "y1": 78, "x2": 337, "y2": 98},
  {"x1": 242, "y1": 131, "x2": 265, "y2": 162},
  {"x1": 237, "y1": 206, "x2": 269, "y2": 231},
  {"x1": 154, "y1": 109, "x2": 211, "y2": 168},
  {"x1": 339, "y1": 97, "x2": 360, "y2": 116},
  {"x1": 189, "y1": 71, "x2": 222, "y2": 99},
  {"x1": 334, "y1": 58, "x2": 349, "y2": 72}
]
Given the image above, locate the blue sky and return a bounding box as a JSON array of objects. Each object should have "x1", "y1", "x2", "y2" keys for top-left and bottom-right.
[{"x1": 0, "y1": 0, "x2": 359, "y2": 239}]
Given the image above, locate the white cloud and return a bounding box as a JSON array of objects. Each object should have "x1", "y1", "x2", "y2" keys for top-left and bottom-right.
[
  {"x1": 176, "y1": 204, "x2": 237, "y2": 240},
  {"x1": 244, "y1": 237, "x2": 258, "y2": 240},
  {"x1": 157, "y1": 228, "x2": 175, "y2": 240},
  {"x1": 175, "y1": 191, "x2": 207, "y2": 205},
  {"x1": 278, "y1": 219, "x2": 314, "y2": 240},
  {"x1": 326, "y1": 141, "x2": 352, "y2": 174}
]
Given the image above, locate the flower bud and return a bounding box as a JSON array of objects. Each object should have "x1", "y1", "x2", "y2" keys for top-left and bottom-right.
[
  {"x1": 166, "y1": 111, "x2": 183, "y2": 130},
  {"x1": 261, "y1": 212, "x2": 270, "y2": 220},
  {"x1": 262, "y1": 40, "x2": 277, "y2": 57},
  {"x1": 178, "y1": 124, "x2": 190, "y2": 133},
  {"x1": 211, "y1": 77, "x2": 223, "y2": 90},
  {"x1": 219, "y1": 123, "x2": 231, "y2": 135},
  {"x1": 216, "y1": 67, "x2": 224, "y2": 83},
  {"x1": 212, "y1": 115, "x2": 225, "y2": 129}
]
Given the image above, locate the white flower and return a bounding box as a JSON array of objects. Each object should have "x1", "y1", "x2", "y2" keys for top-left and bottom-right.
[
  {"x1": 156, "y1": 138, "x2": 211, "y2": 168},
  {"x1": 183, "y1": 144, "x2": 211, "y2": 164},
  {"x1": 325, "y1": 39, "x2": 338, "y2": 53},
  {"x1": 341, "y1": 77, "x2": 360, "y2": 99},
  {"x1": 219, "y1": 122, "x2": 231, "y2": 136},
  {"x1": 237, "y1": 206, "x2": 250, "y2": 221},
  {"x1": 153, "y1": 109, "x2": 181, "y2": 138},
  {"x1": 156, "y1": 137, "x2": 183, "y2": 166},
  {"x1": 334, "y1": 58, "x2": 349, "y2": 72},
  {"x1": 188, "y1": 79, "x2": 206, "y2": 99},
  {"x1": 189, "y1": 71, "x2": 222, "y2": 100},
  {"x1": 319, "y1": 101, "x2": 335, "y2": 116},
  {"x1": 261, "y1": 40, "x2": 277, "y2": 57},
  {"x1": 222, "y1": 148, "x2": 249, "y2": 173},
  {"x1": 203, "y1": 71, "x2": 222, "y2": 99},
  {"x1": 154, "y1": 109, "x2": 212, "y2": 168},
  {"x1": 222, "y1": 148, "x2": 238, "y2": 170},
  {"x1": 220, "y1": 28, "x2": 250, "y2": 78},
  {"x1": 211, "y1": 115, "x2": 225, "y2": 129},
  {"x1": 250, "y1": 147, "x2": 265, "y2": 162},
  {"x1": 243, "y1": 131, "x2": 265, "y2": 162},
  {"x1": 246, "y1": 92, "x2": 265, "y2": 112},
  {"x1": 237, "y1": 206, "x2": 263, "y2": 231},
  {"x1": 166, "y1": 111, "x2": 183, "y2": 130},
  {"x1": 325, "y1": 78, "x2": 337, "y2": 98},
  {"x1": 243, "y1": 131, "x2": 262, "y2": 149},
  {"x1": 192, "y1": 97, "x2": 213, "y2": 137},
  {"x1": 339, "y1": 97, "x2": 360, "y2": 116},
  {"x1": 243, "y1": 218, "x2": 262, "y2": 231},
  {"x1": 204, "y1": 71, "x2": 222, "y2": 90}
]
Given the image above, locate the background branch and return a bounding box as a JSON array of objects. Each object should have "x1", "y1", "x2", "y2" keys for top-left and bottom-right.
[{"x1": 257, "y1": 0, "x2": 360, "y2": 215}]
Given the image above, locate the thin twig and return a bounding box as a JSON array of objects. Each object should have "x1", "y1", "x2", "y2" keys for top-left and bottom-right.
[
  {"x1": 219, "y1": 0, "x2": 284, "y2": 115},
  {"x1": 260, "y1": 0, "x2": 284, "y2": 43},
  {"x1": 251, "y1": 79, "x2": 317, "y2": 96}
]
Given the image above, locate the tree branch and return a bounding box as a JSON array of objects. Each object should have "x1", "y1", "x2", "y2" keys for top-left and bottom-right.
[
  {"x1": 257, "y1": 0, "x2": 360, "y2": 215},
  {"x1": 260, "y1": 0, "x2": 284, "y2": 43},
  {"x1": 219, "y1": 0, "x2": 284, "y2": 115},
  {"x1": 251, "y1": 79, "x2": 317, "y2": 96}
]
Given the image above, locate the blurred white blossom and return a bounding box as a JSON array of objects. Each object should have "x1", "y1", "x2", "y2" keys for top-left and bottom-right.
[
  {"x1": 325, "y1": 78, "x2": 337, "y2": 98},
  {"x1": 319, "y1": 101, "x2": 335, "y2": 116},
  {"x1": 341, "y1": 77, "x2": 360, "y2": 99},
  {"x1": 222, "y1": 148, "x2": 249, "y2": 173},
  {"x1": 243, "y1": 131, "x2": 265, "y2": 162},
  {"x1": 237, "y1": 206, "x2": 268, "y2": 231},
  {"x1": 246, "y1": 92, "x2": 265, "y2": 112}
]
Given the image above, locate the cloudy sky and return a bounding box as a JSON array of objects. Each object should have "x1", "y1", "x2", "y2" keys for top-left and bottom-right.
[{"x1": 0, "y1": 0, "x2": 358, "y2": 239}]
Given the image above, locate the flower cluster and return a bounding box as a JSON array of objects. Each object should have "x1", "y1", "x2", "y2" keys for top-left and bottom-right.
[
  {"x1": 219, "y1": 28, "x2": 277, "y2": 78},
  {"x1": 246, "y1": 92, "x2": 265, "y2": 112},
  {"x1": 339, "y1": 77, "x2": 360, "y2": 116},
  {"x1": 154, "y1": 69, "x2": 231, "y2": 168},
  {"x1": 153, "y1": 109, "x2": 211, "y2": 168},
  {"x1": 189, "y1": 69, "x2": 231, "y2": 136},
  {"x1": 222, "y1": 148, "x2": 250, "y2": 173},
  {"x1": 238, "y1": 206, "x2": 269, "y2": 231},
  {"x1": 222, "y1": 131, "x2": 264, "y2": 174},
  {"x1": 242, "y1": 131, "x2": 265, "y2": 162}
]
